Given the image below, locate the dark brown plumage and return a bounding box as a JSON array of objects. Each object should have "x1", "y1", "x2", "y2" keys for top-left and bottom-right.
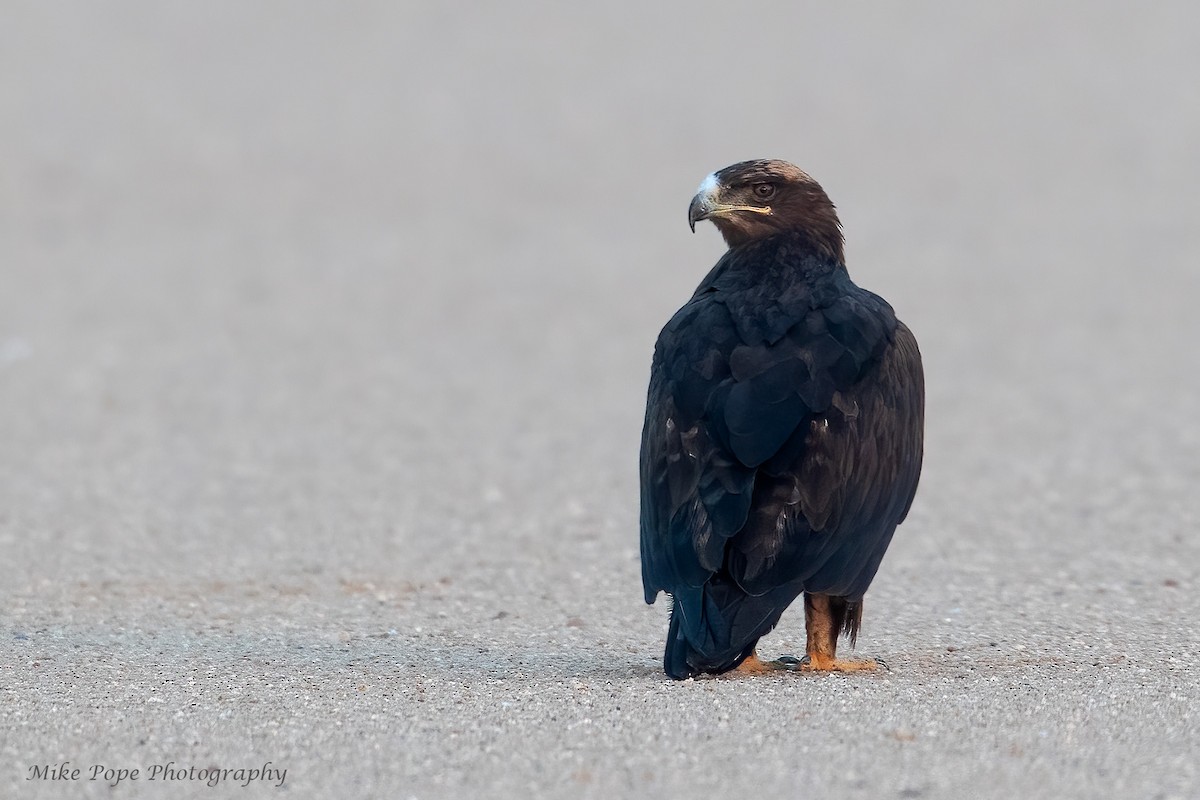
[{"x1": 641, "y1": 160, "x2": 924, "y2": 679}]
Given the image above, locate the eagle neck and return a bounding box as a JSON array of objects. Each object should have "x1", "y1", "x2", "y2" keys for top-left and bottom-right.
[{"x1": 697, "y1": 233, "x2": 855, "y2": 345}]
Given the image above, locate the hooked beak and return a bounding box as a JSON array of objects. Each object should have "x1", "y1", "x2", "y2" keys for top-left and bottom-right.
[{"x1": 687, "y1": 192, "x2": 712, "y2": 232}]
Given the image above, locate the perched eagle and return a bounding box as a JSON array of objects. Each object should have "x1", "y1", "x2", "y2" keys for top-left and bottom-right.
[{"x1": 640, "y1": 160, "x2": 924, "y2": 679}]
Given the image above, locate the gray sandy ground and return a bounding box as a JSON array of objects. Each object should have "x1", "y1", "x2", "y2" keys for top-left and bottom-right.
[{"x1": 3, "y1": 2, "x2": 1199, "y2": 798}]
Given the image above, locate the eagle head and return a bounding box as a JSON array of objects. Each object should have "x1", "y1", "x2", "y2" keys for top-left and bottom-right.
[{"x1": 688, "y1": 159, "x2": 845, "y2": 262}]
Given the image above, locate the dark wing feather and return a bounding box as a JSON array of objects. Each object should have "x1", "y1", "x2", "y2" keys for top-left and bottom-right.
[
  {"x1": 641, "y1": 267, "x2": 901, "y2": 582},
  {"x1": 639, "y1": 295, "x2": 755, "y2": 603},
  {"x1": 726, "y1": 322, "x2": 924, "y2": 598}
]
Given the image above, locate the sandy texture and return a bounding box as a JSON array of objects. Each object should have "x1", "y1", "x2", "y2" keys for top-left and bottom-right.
[{"x1": 3, "y1": 2, "x2": 1199, "y2": 798}]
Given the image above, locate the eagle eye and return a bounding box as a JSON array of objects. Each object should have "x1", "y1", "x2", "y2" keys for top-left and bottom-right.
[{"x1": 752, "y1": 183, "x2": 776, "y2": 201}]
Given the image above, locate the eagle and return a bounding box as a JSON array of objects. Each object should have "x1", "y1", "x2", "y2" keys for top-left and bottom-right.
[{"x1": 639, "y1": 160, "x2": 924, "y2": 679}]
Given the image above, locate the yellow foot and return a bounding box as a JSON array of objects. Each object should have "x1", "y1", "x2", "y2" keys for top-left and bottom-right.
[
  {"x1": 733, "y1": 653, "x2": 777, "y2": 674},
  {"x1": 734, "y1": 653, "x2": 889, "y2": 675}
]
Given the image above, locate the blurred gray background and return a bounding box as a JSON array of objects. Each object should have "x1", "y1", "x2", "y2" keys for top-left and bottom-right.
[{"x1": 2, "y1": 2, "x2": 1198, "y2": 798}]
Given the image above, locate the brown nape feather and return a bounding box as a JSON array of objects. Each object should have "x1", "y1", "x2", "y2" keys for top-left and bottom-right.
[
  {"x1": 776, "y1": 182, "x2": 844, "y2": 264},
  {"x1": 709, "y1": 159, "x2": 846, "y2": 263}
]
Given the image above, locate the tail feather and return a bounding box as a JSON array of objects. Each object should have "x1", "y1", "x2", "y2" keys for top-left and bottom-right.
[
  {"x1": 662, "y1": 581, "x2": 796, "y2": 679},
  {"x1": 663, "y1": 604, "x2": 696, "y2": 680}
]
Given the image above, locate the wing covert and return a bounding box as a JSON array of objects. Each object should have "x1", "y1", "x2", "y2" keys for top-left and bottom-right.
[
  {"x1": 640, "y1": 282, "x2": 910, "y2": 604},
  {"x1": 725, "y1": 322, "x2": 925, "y2": 598}
]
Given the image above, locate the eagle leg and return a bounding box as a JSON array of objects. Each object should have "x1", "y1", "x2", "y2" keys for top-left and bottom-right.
[
  {"x1": 729, "y1": 594, "x2": 886, "y2": 676},
  {"x1": 797, "y1": 593, "x2": 882, "y2": 672}
]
